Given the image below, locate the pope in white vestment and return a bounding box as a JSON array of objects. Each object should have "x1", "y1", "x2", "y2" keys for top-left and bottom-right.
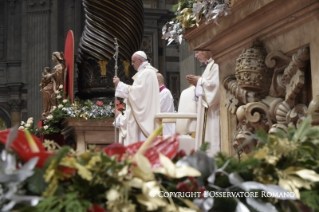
[
  {"x1": 113, "y1": 51, "x2": 160, "y2": 144},
  {"x1": 186, "y1": 51, "x2": 220, "y2": 157},
  {"x1": 157, "y1": 73, "x2": 175, "y2": 135}
]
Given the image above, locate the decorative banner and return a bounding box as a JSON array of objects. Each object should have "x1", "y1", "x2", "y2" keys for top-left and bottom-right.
[{"x1": 64, "y1": 30, "x2": 74, "y2": 103}]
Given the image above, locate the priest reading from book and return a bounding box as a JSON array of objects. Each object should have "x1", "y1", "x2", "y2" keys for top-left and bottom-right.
[
  {"x1": 186, "y1": 50, "x2": 221, "y2": 156},
  {"x1": 113, "y1": 51, "x2": 160, "y2": 144}
]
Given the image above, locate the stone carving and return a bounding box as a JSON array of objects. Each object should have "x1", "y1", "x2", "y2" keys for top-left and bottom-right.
[
  {"x1": 8, "y1": 99, "x2": 25, "y2": 111},
  {"x1": 41, "y1": 52, "x2": 66, "y2": 119},
  {"x1": 307, "y1": 95, "x2": 319, "y2": 125},
  {"x1": 235, "y1": 42, "x2": 272, "y2": 96},
  {"x1": 26, "y1": 0, "x2": 50, "y2": 12},
  {"x1": 224, "y1": 42, "x2": 311, "y2": 157}
]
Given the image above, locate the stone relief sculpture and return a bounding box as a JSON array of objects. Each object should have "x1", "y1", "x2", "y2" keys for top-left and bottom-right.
[
  {"x1": 223, "y1": 41, "x2": 311, "y2": 158},
  {"x1": 41, "y1": 52, "x2": 66, "y2": 119}
]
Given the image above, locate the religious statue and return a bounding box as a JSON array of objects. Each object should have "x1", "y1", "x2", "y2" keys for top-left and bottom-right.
[{"x1": 41, "y1": 52, "x2": 66, "y2": 119}]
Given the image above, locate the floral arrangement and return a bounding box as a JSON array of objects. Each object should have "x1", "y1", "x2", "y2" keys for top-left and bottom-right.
[
  {"x1": 20, "y1": 86, "x2": 124, "y2": 135},
  {"x1": 3, "y1": 117, "x2": 319, "y2": 212},
  {"x1": 19, "y1": 117, "x2": 39, "y2": 136},
  {"x1": 162, "y1": 0, "x2": 232, "y2": 45}
]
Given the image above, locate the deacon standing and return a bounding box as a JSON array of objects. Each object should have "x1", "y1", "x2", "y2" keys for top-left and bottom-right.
[
  {"x1": 156, "y1": 73, "x2": 175, "y2": 135},
  {"x1": 113, "y1": 51, "x2": 160, "y2": 144},
  {"x1": 186, "y1": 50, "x2": 220, "y2": 156}
]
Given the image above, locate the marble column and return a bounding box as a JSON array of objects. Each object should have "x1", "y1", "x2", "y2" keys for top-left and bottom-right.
[
  {"x1": 8, "y1": 99, "x2": 24, "y2": 126},
  {"x1": 7, "y1": 82, "x2": 24, "y2": 126},
  {"x1": 24, "y1": 0, "x2": 51, "y2": 122}
]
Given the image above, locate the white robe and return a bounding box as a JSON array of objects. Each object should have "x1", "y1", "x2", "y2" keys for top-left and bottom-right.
[
  {"x1": 115, "y1": 62, "x2": 160, "y2": 144},
  {"x1": 195, "y1": 60, "x2": 220, "y2": 156},
  {"x1": 176, "y1": 86, "x2": 197, "y2": 134},
  {"x1": 159, "y1": 87, "x2": 176, "y2": 135},
  {"x1": 113, "y1": 112, "x2": 127, "y2": 144}
]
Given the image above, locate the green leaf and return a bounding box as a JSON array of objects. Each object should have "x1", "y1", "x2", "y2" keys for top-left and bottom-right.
[
  {"x1": 304, "y1": 127, "x2": 319, "y2": 139},
  {"x1": 300, "y1": 190, "x2": 319, "y2": 211},
  {"x1": 255, "y1": 130, "x2": 268, "y2": 144},
  {"x1": 26, "y1": 168, "x2": 48, "y2": 195},
  {"x1": 292, "y1": 116, "x2": 312, "y2": 142},
  {"x1": 200, "y1": 142, "x2": 210, "y2": 152}
]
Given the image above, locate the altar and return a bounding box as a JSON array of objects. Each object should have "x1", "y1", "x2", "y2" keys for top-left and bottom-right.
[{"x1": 61, "y1": 117, "x2": 115, "y2": 153}]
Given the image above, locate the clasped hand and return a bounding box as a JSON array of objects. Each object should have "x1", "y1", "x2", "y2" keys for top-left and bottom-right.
[
  {"x1": 113, "y1": 76, "x2": 120, "y2": 86},
  {"x1": 186, "y1": 75, "x2": 200, "y2": 86}
]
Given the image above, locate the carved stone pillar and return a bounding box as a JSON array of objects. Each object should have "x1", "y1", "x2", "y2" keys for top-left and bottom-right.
[
  {"x1": 7, "y1": 82, "x2": 24, "y2": 126},
  {"x1": 8, "y1": 99, "x2": 24, "y2": 126}
]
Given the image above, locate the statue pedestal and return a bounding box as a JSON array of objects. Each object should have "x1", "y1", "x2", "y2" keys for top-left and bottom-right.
[{"x1": 61, "y1": 117, "x2": 115, "y2": 153}]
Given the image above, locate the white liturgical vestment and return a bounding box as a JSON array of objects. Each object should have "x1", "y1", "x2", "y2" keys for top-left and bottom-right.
[
  {"x1": 159, "y1": 86, "x2": 175, "y2": 135},
  {"x1": 113, "y1": 112, "x2": 127, "y2": 144},
  {"x1": 115, "y1": 62, "x2": 160, "y2": 144},
  {"x1": 195, "y1": 59, "x2": 220, "y2": 156}
]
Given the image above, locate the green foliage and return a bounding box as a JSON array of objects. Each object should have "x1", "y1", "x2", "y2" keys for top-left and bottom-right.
[
  {"x1": 171, "y1": 0, "x2": 193, "y2": 12},
  {"x1": 33, "y1": 192, "x2": 92, "y2": 212},
  {"x1": 199, "y1": 141, "x2": 210, "y2": 152},
  {"x1": 300, "y1": 189, "x2": 319, "y2": 211},
  {"x1": 26, "y1": 168, "x2": 48, "y2": 195}
]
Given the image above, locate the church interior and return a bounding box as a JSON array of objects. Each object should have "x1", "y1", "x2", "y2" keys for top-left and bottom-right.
[{"x1": 1, "y1": 0, "x2": 319, "y2": 211}]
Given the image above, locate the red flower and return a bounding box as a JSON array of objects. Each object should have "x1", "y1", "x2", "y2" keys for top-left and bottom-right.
[
  {"x1": 59, "y1": 166, "x2": 77, "y2": 175},
  {"x1": 176, "y1": 182, "x2": 189, "y2": 192},
  {"x1": 0, "y1": 129, "x2": 54, "y2": 168},
  {"x1": 116, "y1": 99, "x2": 120, "y2": 105},
  {"x1": 117, "y1": 104, "x2": 124, "y2": 110},
  {"x1": 104, "y1": 134, "x2": 180, "y2": 168},
  {"x1": 175, "y1": 149, "x2": 186, "y2": 158},
  {"x1": 87, "y1": 204, "x2": 106, "y2": 212},
  {"x1": 96, "y1": 101, "x2": 103, "y2": 106}
]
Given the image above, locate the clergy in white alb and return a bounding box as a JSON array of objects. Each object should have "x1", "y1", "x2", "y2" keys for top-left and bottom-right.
[
  {"x1": 186, "y1": 51, "x2": 220, "y2": 157},
  {"x1": 113, "y1": 51, "x2": 160, "y2": 144},
  {"x1": 175, "y1": 85, "x2": 197, "y2": 135},
  {"x1": 112, "y1": 99, "x2": 127, "y2": 144},
  {"x1": 156, "y1": 73, "x2": 175, "y2": 135}
]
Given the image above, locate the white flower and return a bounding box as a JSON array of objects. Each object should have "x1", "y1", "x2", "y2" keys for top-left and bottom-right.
[
  {"x1": 50, "y1": 106, "x2": 56, "y2": 112},
  {"x1": 43, "y1": 125, "x2": 49, "y2": 130},
  {"x1": 63, "y1": 99, "x2": 68, "y2": 103},
  {"x1": 57, "y1": 95, "x2": 62, "y2": 99},
  {"x1": 19, "y1": 126, "x2": 24, "y2": 130},
  {"x1": 25, "y1": 123, "x2": 31, "y2": 128},
  {"x1": 58, "y1": 104, "x2": 63, "y2": 109},
  {"x1": 59, "y1": 85, "x2": 63, "y2": 89},
  {"x1": 106, "y1": 189, "x2": 120, "y2": 201},
  {"x1": 47, "y1": 115, "x2": 53, "y2": 120},
  {"x1": 55, "y1": 90, "x2": 59, "y2": 94},
  {"x1": 20, "y1": 121, "x2": 25, "y2": 125},
  {"x1": 27, "y1": 118, "x2": 33, "y2": 124}
]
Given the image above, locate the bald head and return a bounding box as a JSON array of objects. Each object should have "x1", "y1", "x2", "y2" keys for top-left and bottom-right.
[
  {"x1": 195, "y1": 51, "x2": 213, "y2": 63},
  {"x1": 156, "y1": 73, "x2": 164, "y2": 86}
]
